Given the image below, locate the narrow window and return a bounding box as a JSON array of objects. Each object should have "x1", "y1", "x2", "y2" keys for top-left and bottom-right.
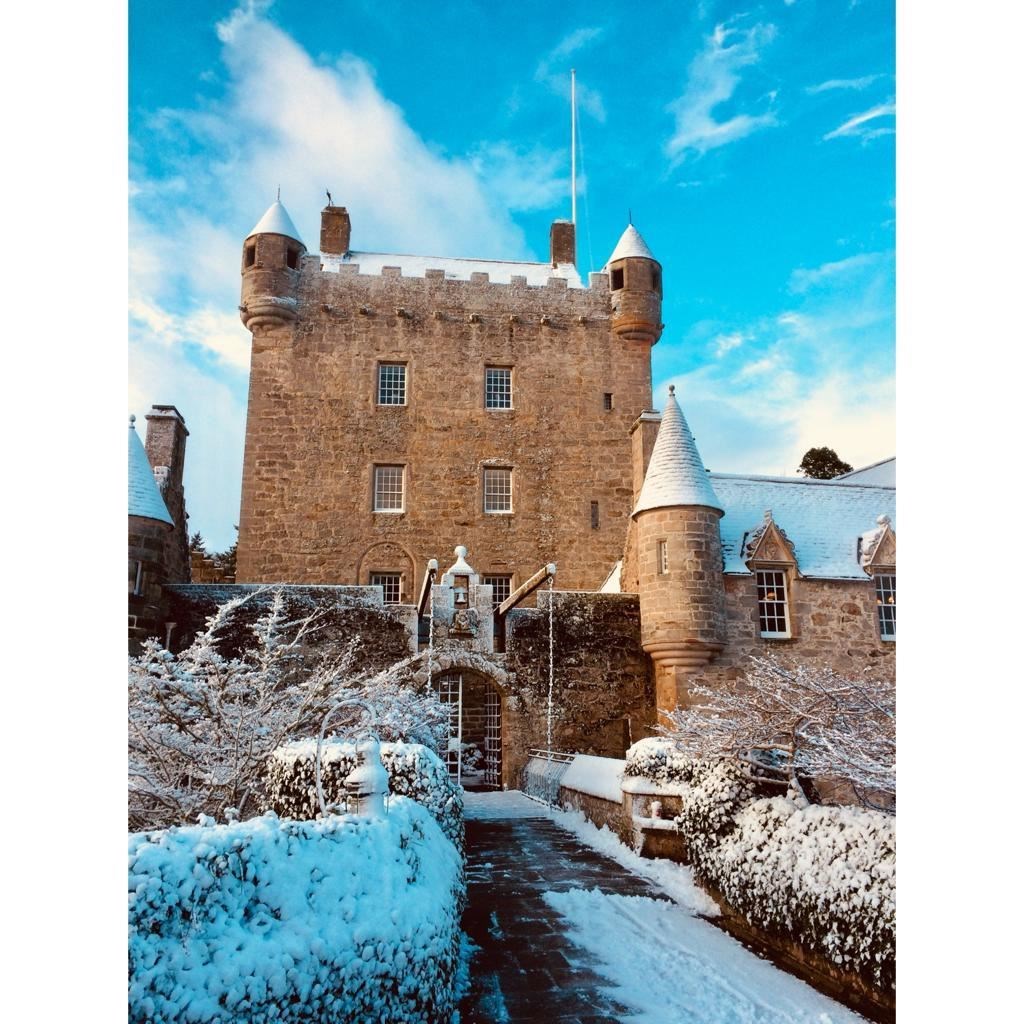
[
  {"x1": 373, "y1": 465, "x2": 405, "y2": 512},
  {"x1": 658, "y1": 540, "x2": 668, "y2": 575},
  {"x1": 756, "y1": 570, "x2": 791, "y2": 638},
  {"x1": 483, "y1": 467, "x2": 512, "y2": 513},
  {"x1": 370, "y1": 572, "x2": 402, "y2": 604},
  {"x1": 244, "y1": 243, "x2": 256, "y2": 268},
  {"x1": 590, "y1": 501, "x2": 600, "y2": 529},
  {"x1": 610, "y1": 266, "x2": 624, "y2": 290},
  {"x1": 377, "y1": 363, "x2": 407, "y2": 405},
  {"x1": 875, "y1": 574, "x2": 896, "y2": 640},
  {"x1": 286, "y1": 247, "x2": 299, "y2": 270},
  {"x1": 485, "y1": 367, "x2": 512, "y2": 409},
  {"x1": 603, "y1": 393, "x2": 614, "y2": 411},
  {"x1": 129, "y1": 560, "x2": 143, "y2": 596},
  {"x1": 483, "y1": 574, "x2": 513, "y2": 607},
  {"x1": 651, "y1": 265, "x2": 662, "y2": 295}
]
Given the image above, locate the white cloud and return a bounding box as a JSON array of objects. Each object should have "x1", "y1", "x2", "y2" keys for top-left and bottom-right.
[
  {"x1": 469, "y1": 143, "x2": 570, "y2": 212},
  {"x1": 824, "y1": 101, "x2": 895, "y2": 141},
  {"x1": 806, "y1": 75, "x2": 882, "y2": 94},
  {"x1": 788, "y1": 251, "x2": 883, "y2": 292},
  {"x1": 666, "y1": 20, "x2": 778, "y2": 161},
  {"x1": 534, "y1": 27, "x2": 606, "y2": 122},
  {"x1": 712, "y1": 330, "x2": 748, "y2": 356}
]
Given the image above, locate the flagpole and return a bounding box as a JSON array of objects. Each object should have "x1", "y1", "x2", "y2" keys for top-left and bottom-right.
[{"x1": 571, "y1": 68, "x2": 577, "y2": 226}]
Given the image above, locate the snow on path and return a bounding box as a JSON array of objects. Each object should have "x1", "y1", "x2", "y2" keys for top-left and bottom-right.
[
  {"x1": 462, "y1": 789, "x2": 552, "y2": 819},
  {"x1": 544, "y1": 888, "x2": 866, "y2": 1024}
]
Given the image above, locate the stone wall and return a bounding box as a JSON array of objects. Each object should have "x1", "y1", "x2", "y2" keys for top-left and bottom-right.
[
  {"x1": 129, "y1": 516, "x2": 173, "y2": 654},
  {"x1": 237, "y1": 260, "x2": 653, "y2": 594}
]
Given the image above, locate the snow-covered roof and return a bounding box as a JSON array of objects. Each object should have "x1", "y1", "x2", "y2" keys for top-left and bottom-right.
[
  {"x1": 599, "y1": 561, "x2": 622, "y2": 593},
  {"x1": 128, "y1": 416, "x2": 173, "y2": 526},
  {"x1": 320, "y1": 251, "x2": 584, "y2": 288},
  {"x1": 634, "y1": 388, "x2": 723, "y2": 516},
  {"x1": 711, "y1": 474, "x2": 896, "y2": 579},
  {"x1": 246, "y1": 200, "x2": 304, "y2": 246},
  {"x1": 605, "y1": 224, "x2": 656, "y2": 266},
  {"x1": 835, "y1": 456, "x2": 896, "y2": 486}
]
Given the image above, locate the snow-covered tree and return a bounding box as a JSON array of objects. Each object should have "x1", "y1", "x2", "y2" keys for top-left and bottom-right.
[
  {"x1": 665, "y1": 655, "x2": 895, "y2": 811},
  {"x1": 797, "y1": 446, "x2": 853, "y2": 479},
  {"x1": 128, "y1": 588, "x2": 446, "y2": 831}
]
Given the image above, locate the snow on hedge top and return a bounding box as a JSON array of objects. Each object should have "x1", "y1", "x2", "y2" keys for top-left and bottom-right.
[
  {"x1": 246, "y1": 200, "x2": 304, "y2": 245},
  {"x1": 128, "y1": 417, "x2": 173, "y2": 526},
  {"x1": 605, "y1": 223, "x2": 657, "y2": 265},
  {"x1": 711, "y1": 473, "x2": 896, "y2": 579},
  {"x1": 561, "y1": 755, "x2": 625, "y2": 803},
  {"x1": 633, "y1": 388, "x2": 723, "y2": 516},
  {"x1": 321, "y1": 251, "x2": 584, "y2": 288}
]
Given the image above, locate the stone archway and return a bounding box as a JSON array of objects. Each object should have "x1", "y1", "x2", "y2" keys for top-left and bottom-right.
[{"x1": 434, "y1": 669, "x2": 503, "y2": 791}]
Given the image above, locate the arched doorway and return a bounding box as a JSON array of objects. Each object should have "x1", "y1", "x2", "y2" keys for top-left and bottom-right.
[{"x1": 435, "y1": 671, "x2": 502, "y2": 790}]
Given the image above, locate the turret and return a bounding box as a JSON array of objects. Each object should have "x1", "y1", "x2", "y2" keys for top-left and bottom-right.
[
  {"x1": 605, "y1": 223, "x2": 663, "y2": 346},
  {"x1": 240, "y1": 199, "x2": 306, "y2": 332},
  {"x1": 633, "y1": 386, "x2": 726, "y2": 718}
]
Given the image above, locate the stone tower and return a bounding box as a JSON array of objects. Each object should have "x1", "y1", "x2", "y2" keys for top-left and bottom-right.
[
  {"x1": 606, "y1": 224, "x2": 663, "y2": 346},
  {"x1": 633, "y1": 386, "x2": 727, "y2": 717},
  {"x1": 240, "y1": 199, "x2": 306, "y2": 332},
  {"x1": 235, "y1": 202, "x2": 658, "y2": 594}
]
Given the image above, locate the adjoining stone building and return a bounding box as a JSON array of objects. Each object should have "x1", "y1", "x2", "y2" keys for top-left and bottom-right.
[{"x1": 140, "y1": 198, "x2": 895, "y2": 790}]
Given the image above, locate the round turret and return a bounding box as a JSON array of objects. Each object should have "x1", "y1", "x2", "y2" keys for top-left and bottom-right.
[
  {"x1": 605, "y1": 224, "x2": 663, "y2": 346},
  {"x1": 240, "y1": 199, "x2": 306, "y2": 332},
  {"x1": 633, "y1": 387, "x2": 727, "y2": 715}
]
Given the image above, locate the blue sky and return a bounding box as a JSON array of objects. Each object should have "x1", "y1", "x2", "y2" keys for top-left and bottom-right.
[{"x1": 129, "y1": 0, "x2": 895, "y2": 551}]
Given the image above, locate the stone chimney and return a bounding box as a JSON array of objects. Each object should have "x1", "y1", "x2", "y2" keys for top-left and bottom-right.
[
  {"x1": 144, "y1": 405, "x2": 191, "y2": 584},
  {"x1": 321, "y1": 205, "x2": 351, "y2": 255},
  {"x1": 550, "y1": 219, "x2": 576, "y2": 266},
  {"x1": 630, "y1": 410, "x2": 662, "y2": 504}
]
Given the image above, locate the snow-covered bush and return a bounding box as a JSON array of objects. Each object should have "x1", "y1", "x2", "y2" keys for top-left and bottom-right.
[
  {"x1": 129, "y1": 588, "x2": 446, "y2": 830},
  {"x1": 625, "y1": 739, "x2": 895, "y2": 992},
  {"x1": 266, "y1": 740, "x2": 464, "y2": 853},
  {"x1": 129, "y1": 799, "x2": 464, "y2": 1024}
]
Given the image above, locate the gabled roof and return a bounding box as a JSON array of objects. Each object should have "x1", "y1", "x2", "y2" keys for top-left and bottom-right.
[
  {"x1": 605, "y1": 224, "x2": 656, "y2": 266},
  {"x1": 633, "y1": 387, "x2": 723, "y2": 516},
  {"x1": 320, "y1": 251, "x2": 584, "y2": 288},
  {"x1": 712, "y1": 474, "x2": 896, "y2": 579},
  {"x1": 246, "y1": 200, "x2": 304, "y2": 246},
  {"x1": 128, "y1": 416, "x2": 173, "y2": 526}
]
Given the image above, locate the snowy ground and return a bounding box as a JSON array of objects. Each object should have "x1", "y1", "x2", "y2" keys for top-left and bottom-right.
[{"x1": 461, "y1": 790, "x2": 866, "y2": 1023}]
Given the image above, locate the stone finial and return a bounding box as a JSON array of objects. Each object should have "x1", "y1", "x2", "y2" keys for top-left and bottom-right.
[
  {"x1": 455, "y1": 545, "x2": 467, "y2": 559},
  {"x1": 427, "y1": 558, "x2": 439, "y2": 571},
  {"x1": 129, "y1": 414, "x2": 136, "y2": 428},
  {"x1": 441, "y1": 544, "x2": 479, "y2": 585},
  {"x1": 668, "y1": 384, "x2": 675, "y2": 396},
  {"x1": 877, "y1": 513, "x2": 891, "y2": 526}
]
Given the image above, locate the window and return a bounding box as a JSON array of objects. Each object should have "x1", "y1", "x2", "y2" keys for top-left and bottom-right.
[
  {"x1": 484, "y1": 574, "x2": 513, "y2": 607},
  {"x1": 875, "y1": 574, "x2": 896, "y2": 640},
  {"x1": 610, "y1": 267, "x2": 624, "y2": 290},
  {"x1": 483, "y1": 467, "x2": 512, "y2": 513},
  {"x1": 286, "y1": 247, "x2": 300, "y2": 270},
  {"x1": 244, "y1": 243, "x2": 256, "y2": 268},
  {"x1": 129, "y1": 560, "x2": 143, "y2": 596},
  {"x1": 651, "y1": 265, "x2": 662, "y2": 295},
  {"x1": 658, "y1": 540, "x2": 668, "y2": 574},
  {"x1": 485, "y1": 367, "x2": 512, "y2": 409},
  {"x1": 377, "y1": 363, "x2": 407, "y2": 405},
  {"x1": 373, "y1": 465, "x2": 405, "y2": 512},
  {"x1": 603, "y1": 393, "x2": 613, "y2": 411},
  {"x1": 756, "y1": 570, "x2": 791, "y2": 638},
  {"x1": 370, "y1": 572, "x2": 402, "y2": 604},
  {"x1": 590, "y1": 501, "x2": 600, "y2": 529}
]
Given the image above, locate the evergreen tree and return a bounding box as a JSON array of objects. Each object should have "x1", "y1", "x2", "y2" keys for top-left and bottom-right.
[
  {"x1": 189, "y1": 531, "x2": 207, "y2": 553},
  {"x1": 797, "y1": 447, "x2": 853, "y2": 479},
  {"x1": 213, "y1": 526, "x2": 238, "y2": 576}
]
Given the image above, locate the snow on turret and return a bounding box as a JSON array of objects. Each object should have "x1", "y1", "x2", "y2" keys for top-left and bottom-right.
[{"x1": 246, "y1": 199, "x2": 304, "y2": 246}]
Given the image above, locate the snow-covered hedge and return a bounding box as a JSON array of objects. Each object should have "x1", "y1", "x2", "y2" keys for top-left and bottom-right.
[
  {"x1": 265, "y1": 740, "x2": 464, "y2": 853},
  {"x1": 625, "y1": 738, "x2": 895, "y2": 992},
  {"x1": 129, "y1": 800, "x2": 464, "y2": 1024}
]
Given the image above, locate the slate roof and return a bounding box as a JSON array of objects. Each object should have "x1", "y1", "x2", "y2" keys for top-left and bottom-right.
[
  {"x1": 835, "y1": 456, "x2": 896, "y2": 486},
  {"x1": 246, "y1": 200, "x2": 304, "y2": 245},
  {"x1": 711, "y1": 473, "x2": 896, "y2": 579},
  {"x1": 633, "y1": 388, "x2": 723, "y2": 515},
  {"x1": 320, "y1": 251, "x2": 584, "y2": 288},
  {"x1": 128, "y1": 417, "x2": 173, "y2": 526},
  {"x1": 605, "y1": 224, "x2": 656, "y2": 266}
]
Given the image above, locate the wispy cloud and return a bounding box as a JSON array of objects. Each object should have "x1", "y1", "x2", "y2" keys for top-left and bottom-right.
[
  {"x1": 712, "y1": 330, "x2": 748, "y2": 357},
  {"x1": 666, "y1": 20, "x2": 778, "y2": 162},
  {"x1": 806, "y1": 74, "x2": 882, "y2": 94},
  {"x1": 535, "y1": 27, "x2": 606, "y2": 122},
  {"x1": 788, "y1": 251, "x2": 883, "y2": 292},
  {"x1": 824, "y1": 101, "x2": 895, "y2": 141}
]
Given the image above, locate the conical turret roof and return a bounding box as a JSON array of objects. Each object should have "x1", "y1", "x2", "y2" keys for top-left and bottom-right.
[
  {"x1": 128, "y1": 416, "x2": 174, "y2": 526},
  {"x1": 633, "y1": 387, "x2": 723, "y2": 516},
  {"x1": 605, "y1": 223, "x2": 656, "y2": 266},
  {"x1": 246, "y1": 200, "x2": 304, "y2": 246}
]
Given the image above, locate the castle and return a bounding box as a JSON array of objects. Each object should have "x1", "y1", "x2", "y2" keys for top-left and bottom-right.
[{"x1": 130, "y1": 197, "x2": 895, "y2": 790}]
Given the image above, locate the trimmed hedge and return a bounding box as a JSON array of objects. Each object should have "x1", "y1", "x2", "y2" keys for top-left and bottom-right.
[
  {"x1": 266, "y1": 739, "x2": 464, "y2": 853},
  {"x1": 129, "y1": 801, "x2": 464, "y2": 1024}
]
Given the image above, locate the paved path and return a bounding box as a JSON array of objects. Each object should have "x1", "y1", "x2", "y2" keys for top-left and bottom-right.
[
  {"x1": 455, "y1": 791, "x2": 866, "y2": 1024},
  {"x1": 457, "y1": 792, "x2": 663, "y2": 1023}
]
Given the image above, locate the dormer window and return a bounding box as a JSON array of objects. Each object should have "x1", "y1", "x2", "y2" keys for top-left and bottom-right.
[{"x1": 744, "y1": 510, "x2": 798, "y2": 640}]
